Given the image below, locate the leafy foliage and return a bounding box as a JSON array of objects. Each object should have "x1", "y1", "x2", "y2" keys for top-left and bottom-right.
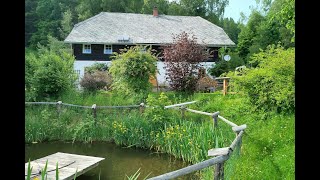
[
  {"x1": 270, "y1": 0, "x2": 295, "y2": 42},
  {"x1": 144, "y1": 92, "x2": 173, "y2": 129},
  {"x1": 109, "y1": 46, "x2": 157, "y2": 95},
  {"x1": 236, "y1": 0, "x2": 295, "y2": 63},
  {"x1": 237, "y1": 10, "x2": 265, "y2": 60},
  {"x1": 25, "y1": 36, "x2": 77, "y2": 101},
  {"x1": 220, "y1": 17, "x2": 241, "y2": 44},
  {"x1": 227, "y1": 46, "x2": 295, "y2": 113},
  {"x1": 163, "y1": 32, "x2": 209, "y2": 92}
]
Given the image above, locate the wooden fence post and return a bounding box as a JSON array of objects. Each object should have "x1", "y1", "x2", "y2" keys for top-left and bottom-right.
[
  {"x1": 212, "y1": 111, "x2": 222, "y2": 180},
  {"x1": 92, "y1": 104, "x2": 97, "y2": 124},
  {"x1": 232, "y1": 125, "x2": 246, "y2": 156},
  {"x1": 212, "y1": 112, "x2": 220, "y2": 129},
  {"x1": 214, "y1": 162, "x2": 225, "y2": 180},
  {"x1": 223, "y1": 79, "x2": 227, "y2": 96},
  {"x1": 140, "y1": 103, "x2": 145, "y2": 114},
  {"x1": 181, "y1": 105, "x2": 186, "y2": 119},
  {"x1": 57, "y1": 101, "x2": 62, "y2": 117},
  {"x1": 237, "y1": 132, "x2": 242, "y2": 155}
]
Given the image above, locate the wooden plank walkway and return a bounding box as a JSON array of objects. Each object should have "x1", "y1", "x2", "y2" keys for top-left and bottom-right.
[{"x1": 25, "y1": 152, "x2": 105, "y2": 180}]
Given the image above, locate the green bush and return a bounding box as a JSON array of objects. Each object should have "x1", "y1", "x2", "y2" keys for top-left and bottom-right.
[
  {"x1": 227, "y1": 46, "x2": 295, "y2": 113},
  {"x1": 109, "y1": 46, "x2": 157, "y2": 95},
  {"x1": 144, "y1": 92, "x2": 173, "y2": 129},
  {"x1": 25, "y1": 52, "x2": 38, "y2": 101},
  {"x1": 25, "y1": 36, "x2": 77, "y2": 100}
]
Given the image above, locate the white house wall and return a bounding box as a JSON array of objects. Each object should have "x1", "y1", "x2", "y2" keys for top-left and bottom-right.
[{"x1": 74, "y1": 61, "x2": 215, "y2": 87}]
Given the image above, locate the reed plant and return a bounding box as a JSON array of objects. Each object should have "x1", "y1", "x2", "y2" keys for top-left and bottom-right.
[{"x1": 126, "y1": 168, "x2": 151, "y2": 180}]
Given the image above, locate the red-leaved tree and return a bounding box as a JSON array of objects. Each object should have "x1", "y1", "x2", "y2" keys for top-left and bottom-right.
[{"x1": 162, "y1": 32, "x2": 209, "y2": 92}]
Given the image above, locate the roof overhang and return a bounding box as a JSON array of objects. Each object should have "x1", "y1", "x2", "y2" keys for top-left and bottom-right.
[{"x1": 64, "y1": 41, "x2": 236, "y2": 47}]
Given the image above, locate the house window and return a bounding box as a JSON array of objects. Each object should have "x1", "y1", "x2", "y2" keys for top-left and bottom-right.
[
  {"x1": 104, "y1": 45, "x2": 112, "y2": 54},
  {"x1": 82, "y1": 44, "x2": 91, "y2": 54}
]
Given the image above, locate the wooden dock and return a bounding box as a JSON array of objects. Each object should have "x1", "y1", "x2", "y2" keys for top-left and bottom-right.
[{"x1": 25, "y1": 152, "x2": 105, "y2": 180}]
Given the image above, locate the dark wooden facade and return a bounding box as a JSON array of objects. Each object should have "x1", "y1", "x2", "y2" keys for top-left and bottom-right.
[{"x1": 72, "y1": 44, "x2": 219, "y2": 62}]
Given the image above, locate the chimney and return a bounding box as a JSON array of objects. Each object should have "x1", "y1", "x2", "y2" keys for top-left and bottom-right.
[{"x1": 153, "y1": 6, "x2": 158, "y2": 17}]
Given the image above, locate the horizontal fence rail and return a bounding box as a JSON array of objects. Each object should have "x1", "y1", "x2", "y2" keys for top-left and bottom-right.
[
  {"x1": 25, "y1": 101, "x2": 144, "y2": 120},
  {"x1": 164, "y1": 101, "x2": 197, "y2": 109},
  {"x1": 25, "y1": 101, "x2": 141, "y2": 109},
  {"x1": 25, "y1": 102, "x2": 57, "y2": 105},
  {"x1": 185, "y1": 108, "x2": 213, "y2": 116},
  {"x1": 97, "y1": 105, "x2": 140, "y2": 109},
  {"x1": 61, "y1": 103, "x2": 92, "y2": 109},
  {"x1": 218, "y1": 115, "x2": 238, "y2": 127},
  {"x1": 147, "y1": 155, "x2": 229, "y2": 180}
]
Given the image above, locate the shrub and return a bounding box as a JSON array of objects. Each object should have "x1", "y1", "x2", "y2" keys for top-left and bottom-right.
[
  {"x1": 80, "y1": 71, "x2": 112, "y2": 92},
  {"x1": 227, "y1": 45, "x2": 295, "y2": 113},
  {"x1": 25, "y1": 52, "x2": 38, "y2": 101},
  {"x1": 144, "y1": 92, "x2": 173, "y2": 129},
  {"x1": 25, "y1": 36, "x2": 77, "y2": 100},
  {"x1": 162, "y1": 32, "x2": 209, "y2": 93},
  {"x1": 109, "y1": 46, "x2": 157, "y2": 95}
]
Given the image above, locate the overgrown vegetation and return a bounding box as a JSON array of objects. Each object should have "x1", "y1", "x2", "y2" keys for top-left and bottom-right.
[
  {"x1": 208, "y1": 0, "x2": 295, "y2": 77},
  {"x1": 25, "y1": 89, "x2": 294, "y2": 179},
  {"x1": 236, "y1": 0, "x2": 295, "y2": 63},
  {"x1": 109, "y1": 46, "x2": 157, "y2": 95},
  {"x1": 25, "y1": 36, "x2": 77, "y2": 101},
  {"x1": 225, "y1": 46, "x2": 295, "y2": 113}
]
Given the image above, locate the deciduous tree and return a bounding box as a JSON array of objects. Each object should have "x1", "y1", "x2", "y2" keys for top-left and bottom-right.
[{"x1": 162, "y1": 32, "x2": 209, "y2": 92}]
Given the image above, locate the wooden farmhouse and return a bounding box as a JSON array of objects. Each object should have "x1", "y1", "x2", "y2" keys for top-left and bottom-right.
[{"x1": 64, "y1": 7, "x2": 235, "y2": 86}]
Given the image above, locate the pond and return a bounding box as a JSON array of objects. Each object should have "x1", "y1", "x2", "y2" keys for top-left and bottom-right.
[{"x1": 25, "y1": 141, "x2": 199, "y2": 179}]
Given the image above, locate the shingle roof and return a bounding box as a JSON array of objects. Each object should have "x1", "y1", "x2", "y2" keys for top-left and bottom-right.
[{"x1": 64, "y1": 12, "x2": 235, "y2": 47}]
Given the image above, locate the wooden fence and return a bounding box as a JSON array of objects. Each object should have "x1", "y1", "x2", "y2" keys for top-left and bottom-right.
[
  {"x1": 25, "y1": 101, "x2": 144, "y2": 124},
  {"x1": 148, "y1": 101, "x2": 247, "y2": 180}
]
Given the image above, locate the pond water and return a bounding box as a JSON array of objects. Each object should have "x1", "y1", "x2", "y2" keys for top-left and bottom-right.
[{"x1": 25, "y1": 141, "x2": 199, "y2": 179}]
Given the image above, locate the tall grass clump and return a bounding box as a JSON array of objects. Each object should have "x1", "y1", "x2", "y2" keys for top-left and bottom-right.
[{"x1": 25, "y1": 91, "x2": 233, "y2": 166}]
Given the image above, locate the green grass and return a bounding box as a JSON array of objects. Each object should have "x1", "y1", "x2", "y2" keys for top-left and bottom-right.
[{"x1": 25, "y1": 91, "x2": 294, "y2": 179}]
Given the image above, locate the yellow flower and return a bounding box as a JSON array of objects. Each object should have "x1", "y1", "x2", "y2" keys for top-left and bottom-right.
[{"x1": 33, "y1": 177, "x2": 40, "y2": 180}]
